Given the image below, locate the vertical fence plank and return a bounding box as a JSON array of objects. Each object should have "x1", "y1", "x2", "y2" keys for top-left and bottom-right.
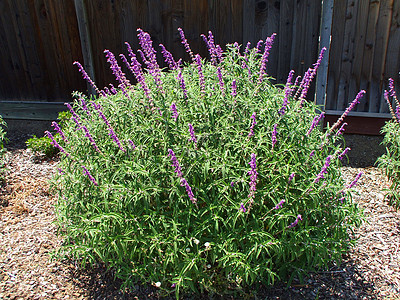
[
  {"x1": 349, "y1": 0, "x2": 369, "y2": 112},
  {"x1": 370, "y1": 0, "x2": 393, "y2": 113},
  {"x1": 183, "y1": 0, "x2": 208, "y2": 58},
  {"x1": 74, "y1": 0, "x2": 96, "y2": 95},
  {"x1": 335, "y1": 0, "x2": 359, "y2": 111},
  {"x1": 277, "y1": 0, "x2": 294, "y2": 83},
  {"x1": 242, "y1": 0, "x2": 256, "y2": 46},
  {"x1": 315, "y1": 0, "x2": 334, "y2": 109}
]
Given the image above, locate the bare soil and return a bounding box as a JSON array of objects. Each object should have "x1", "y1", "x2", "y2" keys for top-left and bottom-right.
[{"x1": 0, "y1": 146, "x2": 399, "y2": 299}]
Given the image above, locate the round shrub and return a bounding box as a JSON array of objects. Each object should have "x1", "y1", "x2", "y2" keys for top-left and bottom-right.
[
  {"x1": 53, "y1": 29, "x2": 361, "y2": 297},
  {"x1": 377, "y1": 79, "x2": 400, "y2": 207}
]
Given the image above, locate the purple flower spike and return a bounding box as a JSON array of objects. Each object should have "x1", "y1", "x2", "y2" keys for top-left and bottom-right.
[
  {"x1": 274, "y1": 199, "x2": 285, "y2": 210},
  {"x1": 247, "y1": 153, "x2": 258, "y2": 210},
  {"x1": 331, "y1": 90, "x2": 365, "y2": 131},
  {"x1": 230, "y1": 181, "x2": 235, "y2": 187},
  {"x1": 177, "y1": 28, "x2": 194, "y2": 61},
  {"x1": 240, "y1": 203, "x2": 246, "y2": 213},
  {"x1": 128, "y1": 139, "x2": 136, "y2": 149},
  {"x1": 307, "y1": 112, "x2": 325, "y2": 136},
  {"x1": 159, "y1": 43, "x2": 178, "y2": 70},
  {"x1": 248, "y1": 112, "x2": 257, "y2": 137},
  {"x1": 73, "y1": 61, "x2": 100, "y2": 95},
  {"x1": 168, "y1": 149, "x2": 183, "y2": 178},
  {"x1": 346, "y1": 172, "x2": 363, "y2": 189},
  {"x1": 104, "y1": 49, "x2": 130, "y2": 89},
  {"x1": 180, "y1": 178, "x2": 197, "y2": 205},
  {"x1": 82, "y1": 165, "x2": 98, "y2": 186},
  {"x1": 258, "y1": 33, "x2": 277, "y2": 84},
  {"x1": 51, "y1": 121, "x2": 68, "y2": 143},
  {"x1": 231, "y1": 80, "x2": 237, "y2": 97},
  {"x1": 271, "y1": 123, "x2": 278, "y2": 148},
  {"x1": 309, "y1": 150, "x2": 316, "y2": 158},
  {"x1": 188, "y1": 123, "x2": 197, "y2": 148},
  {"x1": 95, "y1": 108, "x2": 125, "y2": 152},
  {"x1": 279, "y1": 70, "x2": 295, "y2": 116},
  {"x1": 195, "y1": 54, "x2": 206, "y2": 95},
  {"x1": 336, "y1": 122, "x2": 348, "y2": 136},
  {"x1": 45, "y1": 131, "x2": 68, "y2": 156},
  {"x1": 81, "y1": 125, "x2": 101, "y2": 153},
  {"x1": 177, "y1": 70, "x2": 188, "y2": 99},
  {"x1": 314, "y1": 155, "x2": 332, "y2": 183},
  {"x1": 255, "y1": 40, "x2": 263, "y2": 53},
  {"x1": 288, "y1": 214, "x2": 302, "y2": 229},
  {"x1": 170, "y1": 103, "x2": 179, "y2": 121},
  {"x1": 338, "y1": 147, "x2": 351, "y2": 160}
]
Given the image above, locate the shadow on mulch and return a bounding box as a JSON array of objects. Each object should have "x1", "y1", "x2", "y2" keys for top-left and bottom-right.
[{"x1": 65, "y1": 257, "x2": 378, "y2": 300}]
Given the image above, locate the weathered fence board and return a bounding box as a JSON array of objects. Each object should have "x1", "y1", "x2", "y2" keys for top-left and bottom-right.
[{"x1": 325, "y1": 0, "x2": 400, "y2": 115}]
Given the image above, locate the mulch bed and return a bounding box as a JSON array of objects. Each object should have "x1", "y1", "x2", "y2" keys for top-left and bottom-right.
[{"x1": 1, "y1": 148, "x2": 399, "y2": 299}]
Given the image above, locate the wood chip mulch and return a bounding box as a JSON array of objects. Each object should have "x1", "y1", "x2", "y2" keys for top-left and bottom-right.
[{"x1": 0, "y1": 149, "x2": 399, "y2": 299}]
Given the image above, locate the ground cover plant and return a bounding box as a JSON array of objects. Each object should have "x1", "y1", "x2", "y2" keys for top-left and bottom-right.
[
  {"x1": 53, "y1": 29, "x2": 364, "y2": 298},
  {"x1": 26, "y1": 111, "x2": 71, "y2": 158},
  {"x1": 377, "y1": 78, "x2": 400, "y2": 207}
]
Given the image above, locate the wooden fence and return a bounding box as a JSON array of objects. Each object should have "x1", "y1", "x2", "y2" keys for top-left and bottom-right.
[{"x1": 0, "y1": 0, "x2": 399, "y2": 131}]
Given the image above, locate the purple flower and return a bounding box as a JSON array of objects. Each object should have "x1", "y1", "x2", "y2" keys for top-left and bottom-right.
[
  {"x1": 255, "y1": 40, "x2": 263, "y2": 53},
  {"x1": 314, "y1": 155, "x2": 332, "y2": 183},
  {"x1": 346, "y1": 172, "x2": 363, "y2": 189},
  {"x1": 81, "y1": 125, "x2": 101, "y2": 153},
  {"x1": 201, "y1": 31, "x2": 220, "y2": 65},
  {"x1": 388, "y1": 78, "x2": 397, "y2": 98},
  {"x1": 258, "y1": 33, "x2": 277, "y2": 84},
  {"x1": 231, "y1": 80, "x2": 237, "y2": 97},
  {"x1": 188, "y1": 123, "x2": 197, "y2": 147},
  {"x1": 45, "y1": 131, "x2": 68, "y2": 156},
  {"x1": 230, "y1": 181, "x2": 235, "y2": 187},
  {"x1": 73, "y1": 61, "x2": 101, "y2": 95},
  {"x1": 195, "y1": 54, "x2": 205, "y2": 95},
  {"x1": 104, "y1": 49, "x2": 130, "y2": 89},
  {"x1": 177, "y1": 28, "x2": 194, "y2": 61},
  {"x1": 274, "y1": 199, "x2": 285, "y2": 210},
  {"x1": 57, "y1": 168, "x2": 64, "y2": 175},
  {"x1": 137, "y1": 29, "x2": 163, "y2": 92},
  {"x1": 79, "y1": 96, "x2": 91, "y2": 116},
  {"x1": 180, "y1": 178, "x2": 197, "y2": 204},
  {"x1": 244, "y1": 42, "x2": 251, "y2": 55},
  {"x1": 288, "y1": 214, "x2": 302, "y2": 229},
  {"x1": 168, "y1": 149, "x2": 183, "y2": 178},
  {"x1": 271, "y1": 124, "x2": 278, "y2": 148},
  {"x1": 309, "y1": 150, "x2": 316, "y2": 158},
  {"x1": 170, "y1": 103, "x2": 179, "y2": 121},
  {"x1": 95, "y1": 107, "x2": 125, "y2": 152},
  {"x1": 82, "y1": 165, "x2": 98, "y2": 186},
  {"x1": 331, "y1": 90, "x2": 365, "y2": 131},
  {"x1": 306, "y1": 112, "x2": 325, "y2": 136},
  {"x1": 51, "y1": 121, "x2": 68, "y2": 143},
  {"x1": 279, "y1": 70, "x2": 295, "y2": 116},
  {"x1": 288, "y1": 173, "x2": 295, "y2": 183},
  {"x1": 128, "y1": 139, "x2": 136, "y2": 149},
  {"x1": 247, "y1": 153, "x2": 258, "y2": 210},
  {"x1": 338, "y1": 147, "x2": 351, "y2": 160},
  {"x1": 248, "y1": 112, "x2": 257, "y2": 137},
  {"x1": 65, "y1": 102, "x2": 81, "y2": 129},
  {"x1": 336, "y1": 122, "x2": 348, "y2": 136},
  {"x1": 124, "y1": 42, "x2": 152, "y2": 102},
  {"x1": 177, "y1": 70, "x2": 188, "y2": 99},
  {"x1": 159, "y1": 43, "x2": 178, "y2": 70},
  {"x1": 240, "y1": 203, "x2": 246, "y2": 213}
]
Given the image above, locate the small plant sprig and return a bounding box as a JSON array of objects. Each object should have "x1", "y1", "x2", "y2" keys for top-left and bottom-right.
[
  {"x1": 377, "y1": 78, "x2": 400, "y2": 207},
  {"x1": 54, "y1": 29, "x2": 363, "y2": 298}
]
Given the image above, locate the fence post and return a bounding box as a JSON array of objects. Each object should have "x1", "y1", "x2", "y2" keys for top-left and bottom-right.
[
  {"x1": 74, "y1": 0, "x2": 96, "y2": 96},
  {"x1": 315, "y1": 0, "x2": 334, "y2": 110}
]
